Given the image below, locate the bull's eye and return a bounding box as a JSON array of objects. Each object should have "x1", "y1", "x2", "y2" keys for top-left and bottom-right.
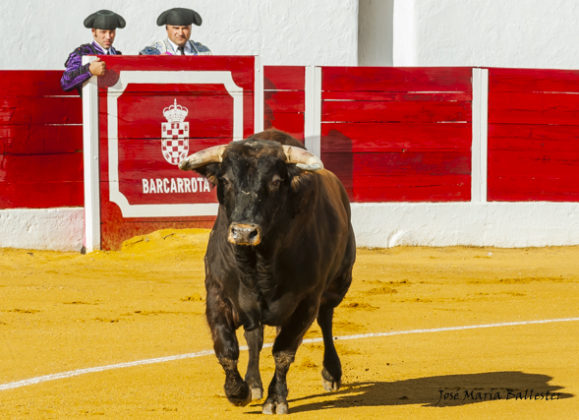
[
  {"x1": 270, "y1": 176, "x2": 282, "y2": 189},
  {"x1": 220, "y1": 177, "x2": 232, "y2": 188}
]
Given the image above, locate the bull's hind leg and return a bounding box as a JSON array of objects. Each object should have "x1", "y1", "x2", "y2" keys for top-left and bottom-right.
[
  {"x1": 317, "y1": 304, "x2": 342, "y2": 391},
  {"x1": 318, "y1": 232, "x2": 355, "y2": 392},
  {"x1": 244, "y1": 325, "x2": 264, "y2": 400},
  {"x1": 206, "y1": 287, "x2": 251, "y2": 406}
]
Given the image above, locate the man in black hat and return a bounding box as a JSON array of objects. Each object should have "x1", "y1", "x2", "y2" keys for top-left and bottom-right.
[
  {"x1": 61, "y1": 10, "x2": 125, "y2": 93},
  {"x1": 140, "y1": 8, "x2": 210, "y2": 55}
]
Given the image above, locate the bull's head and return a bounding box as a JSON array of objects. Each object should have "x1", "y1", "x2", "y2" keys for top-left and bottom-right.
[{"x1": 179, "y1": 138, "x2": 323, "y2": 247}]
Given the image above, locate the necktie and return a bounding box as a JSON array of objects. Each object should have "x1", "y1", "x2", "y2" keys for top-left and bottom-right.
[{"x1": 178, "y1": 46, "x2": 185, "y2": 55}]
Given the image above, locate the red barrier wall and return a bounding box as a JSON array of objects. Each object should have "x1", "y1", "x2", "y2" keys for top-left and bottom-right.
[
  {"x1": 95, "y1": 56, "x2": 257, "y2": 249},
  {"x1": 319, "y1": 67, "x2": 473, "y2": 202},
  {"x1": 488, "y1": 68, "x2": 579, "y2": 201},
  {"x1": 264, "y1": 66, "x2": 306, "y2": 141},
  {"x1": 0, "y1": 71, "x2": 83, "y2": 208},
  {"x1": 2, "y1": 66, "x2": 579, "y2": 216}
]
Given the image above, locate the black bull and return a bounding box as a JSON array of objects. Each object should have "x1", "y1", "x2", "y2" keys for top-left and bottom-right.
[{"x1": 179, "y1": 129, "x2": 356, "y2": 414}]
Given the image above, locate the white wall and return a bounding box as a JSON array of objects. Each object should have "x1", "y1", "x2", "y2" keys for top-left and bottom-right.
[
  {"x1": 3, "y1": 1, "x2": 579, "y2": 76},
  {"x1": 358, "y1": 0, "x2": 394, "y2": 66},
  {"x1": 393, "y1": 0, "x2": 579, "y2": 69},
  {"x1": 0, "y1": 0, "x2": 359, "y2": 69}
]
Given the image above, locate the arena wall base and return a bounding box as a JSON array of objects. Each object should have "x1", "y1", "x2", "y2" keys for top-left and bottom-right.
[
  {"x1": 351, "y1": 202, "x2": 579, "y2": 248},
  {"x1": 2, "y1": 203, "x2": 579, "y2": 251},
  {"x1": 0, "y1": 208, "x2": 84, "y2": 252}
]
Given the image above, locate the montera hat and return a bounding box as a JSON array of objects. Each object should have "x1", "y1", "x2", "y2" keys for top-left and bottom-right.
[
  {"x1": 84, "y1": 10, "x2": 126, "y2": 30},
  {"x1": 157, "y1": 8, "x2": 202, "y2": 26}
]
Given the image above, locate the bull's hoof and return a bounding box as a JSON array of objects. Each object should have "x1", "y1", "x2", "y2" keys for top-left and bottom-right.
[
  {"x1": 263, "y1": 400, "x2": 288, "y2": 415},
  {"x1": 225, "y1": 381, "x2": 251, "y2": 406},
  {"x1": 322, "y1": 378, "x2": 341, "y2": 392},
  {"x1": 250, "y1": 386, "x2": 264, "y2": 401},
  {"x1": 322, "y1": 368, "x2": 341, "y2": 392}
]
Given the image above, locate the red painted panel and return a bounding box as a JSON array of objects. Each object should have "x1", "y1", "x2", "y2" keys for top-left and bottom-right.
[
  {"x1": 264, "y1": 66, "x2": 305, "y2": 140},
  {"x1": 488, "y1": 68, "x2": 579, "y2": 201},
  {"x1": 323, "y1": 148, "x2": 470, "y2": 202},
  {"x1": 0, "y1": 70, "x2": 83, "y2": 209},
  {"x1": 0, "y1": 153, "x2": 82, "y2": 183},
  {"x1": 0, "y1": 125, "x2": 82, "y2": 154},
  {"x1": 265, "y1": 91, "x2": 305, "y2": 112},
  {"x1": 351, "y1": 174, "x2": 471, "y2": 202},
  {"x1": 98, "y1": 56, "x2": 256, "y2": 249},
  {"x1": 0, "y1": 182, "x2": 83, "y2": 208},
  {"x1": 0, "y1": 96, "x2": 81, "y2": 124},
  {"x1": 323, "y1": 90, "x2": 472, "y2": 102},
  {"x1": 115, "y1": 85, "x2": 235, "y2": 140},
  {"x1": 321, "y1": 122, "x2": 471, "y2": 152},
  {"x1": 0, "y1": 153, "x2": 83, "y2": 208},
  {"x1": 321, "y1": 67, "x2": 472, "y2": 202},
  {"x1": 489, "y1": 92, "x2": 579, "y2": 125},
  {"x1": 488, "y1": 176, "x2": 579, "y2": 202},
  {"x1": 322, "y1": 99, "x2": 471, "y2": 123},
  {"x1": 0, "y1": 71, "x2": 79, "y2": 96},
  {"x1": 98, "y1": 55, "x2": 256, "y2": 88},
  {"x1": 489, "y1": 124, "x2": 579, "y2": 152},
  {"x1": 489, "y1": 68, "x2": 579, "y2": 93},
  {"x1": 322, "y1": 67, "x2": 473, "y2": 92},
  {"x1": 264, "y1": 66, "x2": 305, "y2": 90}
]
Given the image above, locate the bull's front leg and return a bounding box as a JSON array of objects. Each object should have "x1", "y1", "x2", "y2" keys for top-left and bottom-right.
[
  {"x1": 244, "y1": 325, "x2": 264, "y2": 400},
  {"x1": 263, "y1": 300, "x2": 318, "y2": 415},
  {"x1": 206, "y1": 286, "x2": 251, "y2": 406}
]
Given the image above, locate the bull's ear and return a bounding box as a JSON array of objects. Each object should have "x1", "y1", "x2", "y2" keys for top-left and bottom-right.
[
  {"x1": 191, "y1": 163, "x2": 220, "y2": 186},
  {"x1": 288, "y1": 164, "x2": 315, "y2": 192}
]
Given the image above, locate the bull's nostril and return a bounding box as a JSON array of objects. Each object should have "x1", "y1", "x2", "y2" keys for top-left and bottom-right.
[{"x1": 228, "y1": 223, "x2": 261, "y2": 246}]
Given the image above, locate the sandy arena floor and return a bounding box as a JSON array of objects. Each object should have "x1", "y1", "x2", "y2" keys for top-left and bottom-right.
[{"x1": 1, "y1": 229, "x2": 578, "y2": 419}]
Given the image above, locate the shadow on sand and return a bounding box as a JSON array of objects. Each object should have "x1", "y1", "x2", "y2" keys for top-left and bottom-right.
[{"x1": 248, "y1": 371, "x2": 573, "y2": 414}]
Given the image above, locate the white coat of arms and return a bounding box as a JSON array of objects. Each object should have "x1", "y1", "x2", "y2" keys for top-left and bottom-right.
[{"x1": 161, "y1": 99, "x2": 190, "y2": 165}]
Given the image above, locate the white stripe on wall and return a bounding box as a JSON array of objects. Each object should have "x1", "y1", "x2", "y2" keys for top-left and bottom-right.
[
  {"x1": 471, "y1": 68, "x2": 489, "y2": 203},
  {"x1": 304, "y1": 66, "x2": 322, "y2": 157},
  {"x1": 81, "y1": 56, "x2": 101, "y2": 253}
]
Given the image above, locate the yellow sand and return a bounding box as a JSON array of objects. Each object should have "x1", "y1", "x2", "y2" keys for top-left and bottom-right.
[{"x1": 1, "y1": 229, "x2": 578, "y2": 419}]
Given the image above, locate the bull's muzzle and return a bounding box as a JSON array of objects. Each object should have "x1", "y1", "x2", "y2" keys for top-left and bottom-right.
[{"x1": 228, "y1": 223, "x2": 262, "y2": 246}]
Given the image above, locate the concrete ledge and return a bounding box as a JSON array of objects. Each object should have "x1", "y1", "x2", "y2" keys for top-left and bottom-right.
[
  {"x1": 2, "y1": 203, "x2": 579, "y2": 251},
  {"x1": 351, "y1": 202, "x2": 579, "y2": 248},
  {"x1": 0, "y1": 208, "x2": 84, "y2": 251}
]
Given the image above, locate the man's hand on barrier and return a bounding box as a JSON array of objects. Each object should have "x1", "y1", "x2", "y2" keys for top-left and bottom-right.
[{"x1": 89, "y1": 58, "x2": 106, "y2": 77}]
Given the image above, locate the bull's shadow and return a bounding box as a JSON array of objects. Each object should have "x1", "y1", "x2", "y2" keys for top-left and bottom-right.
[{"x1": 248, "y1": 371, "x2": 573, "y2": 413}]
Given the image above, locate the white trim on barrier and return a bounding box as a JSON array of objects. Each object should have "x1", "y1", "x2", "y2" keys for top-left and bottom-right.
[
  {"x1": 1, "y1": 317, "x2": 577, "y2": 392},
  {"x1": 471, "y1": 68, "x2": 489, "y2": 203},
  {"x1": 106, "y1": 71, "x2": 243, "y2": 218},
  {"x1": 304, "y1": 66, "x2": 322, "y2": 156},
  {"x1": 81, "y1": 56, "x2": 100, "y2": 253},
  {"x1": 254, "y1": 56, "x2": 264, "y2": 133}
]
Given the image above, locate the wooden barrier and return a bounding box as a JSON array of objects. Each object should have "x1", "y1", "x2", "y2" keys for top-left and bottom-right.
[
  {"x1": 264, "y1": 66, "x2": 306, "y2": 141},
  {"x1": 319, "y1": 67, "x2": 473, "y2": 202},
  {"x1": 0, "y1": 71, "x2": 82, "y2": 208},
  {"x1": 2, "y1": 64, "x2": 579, "y2": 250},
  {"x1": 488, "y1": 68, "x2": 579, "y2": 201},
  {"x1": 87, "y1": 56, "x2": 261, "y2": 249}
]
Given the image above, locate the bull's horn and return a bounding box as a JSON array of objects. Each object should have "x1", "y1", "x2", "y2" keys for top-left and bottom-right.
[
  {"x1": 282, "y1": 145, "x2": 324, "y2": 171},
  {"x1": 179, "y1": 145, "x2": 227, "y2": 171}
]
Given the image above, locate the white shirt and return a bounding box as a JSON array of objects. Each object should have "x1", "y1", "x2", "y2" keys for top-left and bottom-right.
[{"x1": 167, "y1": 39, "x2": 193, "y2": 55}]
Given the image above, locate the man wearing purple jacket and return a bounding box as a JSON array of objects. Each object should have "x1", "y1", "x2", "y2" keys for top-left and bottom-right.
[{"x1": 60, "y1": 10, "x2": 126, "y2": 93}]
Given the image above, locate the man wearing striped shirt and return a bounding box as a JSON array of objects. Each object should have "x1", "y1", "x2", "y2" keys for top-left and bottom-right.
[
  {"x1": 60, "y1": 10, "x2": 126, "y2": 93},
  {"x1": 139, "y1": 8, "x2": 211, "y2": 56}
]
